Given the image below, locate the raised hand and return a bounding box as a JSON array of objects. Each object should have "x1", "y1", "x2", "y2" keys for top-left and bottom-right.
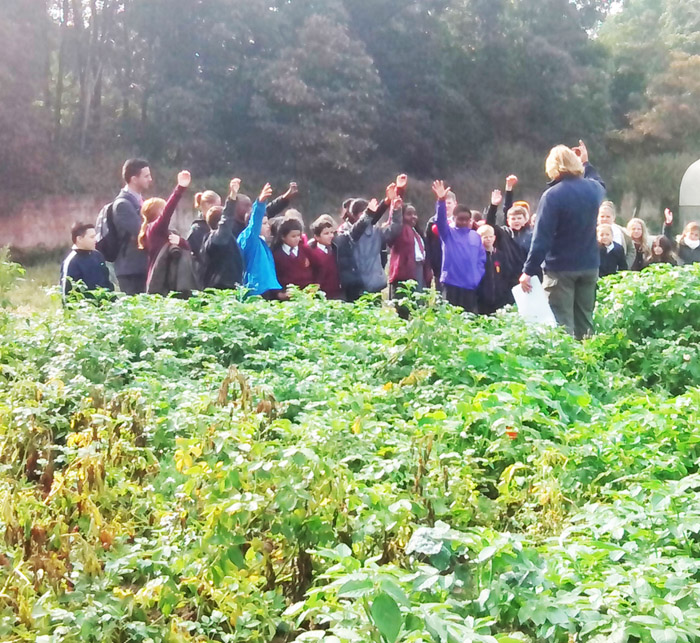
[
  {"x1": 177, "y1": 171, "x2": 192, "y2": 188},
  {"x1": 664, "y1": 208, "x2": 674, "y2": 225},
  {"x1": 491, "y1": 189, "x2": 503, "y2": 206},
  {"x1": 396, "y1": 174, "x2": 408, "y2": 190},
  {"x1": 168, "y1": 232, "x2": 181, "y2": 246},
  {"x1": 229, "y1": 178, "x2": 242, "y2": 199},
  {"x1": 385, "y1": 182, "x2": 397, "y2": 203},
  {"x1": 258, "y1": 182, "x2": 273, "y2": 203},
  {"x1": 573, "y1": 139, "x2": 589, "y2": 164},
  {"x1": 368, "y1": 198, "x2": 379, "y2": 212},
  {"x1": 432, "y1": 180, "x2": 451, "y2": 200},
  {"x1": 505, "y1": 175, "x2": 518, "y2": 191},
  {"x1": 284, "y1": 182, "x2": 299, "y2": 199},
  {"x1": 392, "y1": 196, "x2": 403, "y2": 211}
]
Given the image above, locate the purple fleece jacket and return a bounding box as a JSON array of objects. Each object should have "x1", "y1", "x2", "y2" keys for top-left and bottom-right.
[{"x1": 436, "y1": 199, "x2": 486, "y2": 290}]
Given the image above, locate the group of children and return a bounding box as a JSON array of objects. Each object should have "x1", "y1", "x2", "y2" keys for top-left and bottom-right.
[
  {"x1": 60, "y1": 158, "x2": 699, "y2": 314},
  {"x1": 596, "y1": 202, "x2": 699, "y2": 277}
]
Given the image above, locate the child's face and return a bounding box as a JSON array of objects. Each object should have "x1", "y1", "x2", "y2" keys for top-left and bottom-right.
[
  {"x1": 686, "y1": 229, "x2": 700, "y2": 242},
  {"x1": 454, "y1": 213, "x2": 472, "y2": 229},
  {"x1": 598, "y1": 228, "x2": 613, "y2": 246},
  {"x1": 479, "y1": 230, "x2": 495, "y2": 251},
  {"x1": 405, "y1": 207, "x2": 418, "y2": 228},
  {"x1": 507, "y1": 212, "x2": 527, "y2": 231},
  {"x1": 283, "y1": 230, "x2": 302, "y2": 248},
  {"x1": 76, "y1": 228, "x2": 97, "y2": 252},
  {"x1": 629, "y1": 222, "x2": 643, "y2": 241},
  {"x1": 315, "y1": 227, "x2": 335, "y2": 246},
  {"x1": 260, "y1": 217, "x2": 271, "y2": 241},
  {"x1": 445, "y1": 197, "x2": 457, "y2": 217},
  {"x1": 598, "y1": 209, "x2": 614, "y2": 225},
  {"x1": 652, "y1": 242, "x2": 664, "y2": 256}
]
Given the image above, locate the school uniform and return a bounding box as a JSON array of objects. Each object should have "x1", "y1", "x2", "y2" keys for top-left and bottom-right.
[
  {"x1": 307, "y1": 242, "x2": 343, "y2": 299},
  {"x1": 273, "y1": 244, "x2": 314, "y2": 289},
  {"x1": 60, "y1": 248, "x2": 114, "y2": 299},
  {"x1": 599, "y1": 242, "x2": 627, "y2": 277}
]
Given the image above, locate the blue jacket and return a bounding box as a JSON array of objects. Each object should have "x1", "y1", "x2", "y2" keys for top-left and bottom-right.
[
  {"x1": 237, "y1": 199, "x2": 281, "y2": 296},
  {"x1": 60, "y1": 249, "x2": 114, "y2": 298},
  {"x1": 523, "y1": 163, "x2": 606, "y2": 275}
]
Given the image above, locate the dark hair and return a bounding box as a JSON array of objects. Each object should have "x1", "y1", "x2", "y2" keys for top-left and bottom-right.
[
  {"x1": 311, "y1": 214, "x2": 335, "y2": 237},
  {"x1": 650, "y1": 235, "x2": 676, "y2": 264},
  {"x1": 453, "y1": 204, "x2": 471, "y2": 219},
  {"x1": 273, "y1": 216, "x2": 304, "y2": 250},
  {"x1": 122, "y1": 158, "x2": 150, "y2": 184},
  {"x1": 342, "y1": 198, "x2": 353, "y2": 210},
  {"x1": 71, "y1": 222, "x2": 95, "y2": 243},
  {"x1": 350, "y1": 199, "x2": 369, "y2": 217}
]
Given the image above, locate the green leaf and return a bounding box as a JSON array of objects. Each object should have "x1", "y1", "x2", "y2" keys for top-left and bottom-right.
[
  {"x1": 370, "y1": 593, "x2": 402, "y2": 643},
  {"x1": 650, "y1": 630, "x2": 678, "y2": 643},
  {"x1": 338, "y1": 579, "x2": 374, "y2": 598}
]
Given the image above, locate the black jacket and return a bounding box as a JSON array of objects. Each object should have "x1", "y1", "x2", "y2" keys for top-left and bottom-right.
[
  {"x1": 187, "y1": 219, "x2": 209, "y2": 259},
  {"x1": 477, "y1": 248, "x2": 514, "y2": 315},
  {"x1": 147, "y1": 244, "x2": 198, "y2": 297},
  {"x1": 599, "y1": 242, "x2": 627, "y2": 277},
  {"x1": 60, "y1": 249, "x2": 114, "y2": 298},
  {"x1": 201, "y1": 198, "x2": 245, "y2": 289}
]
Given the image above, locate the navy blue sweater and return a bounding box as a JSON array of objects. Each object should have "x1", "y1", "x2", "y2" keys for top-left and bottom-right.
[
  {"x1": 60, "y1": 249, "x2": 114, "y2": 297},
  {"x1": 523, "y1": 164, "x2": 606, "y2": 275}
]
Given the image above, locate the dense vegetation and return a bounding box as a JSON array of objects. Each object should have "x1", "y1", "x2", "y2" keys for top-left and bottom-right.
[
  {"x1": 2, "y1": 0, "x2": 700, "y2": 213},
  {"x1": 2, "y1": 262, "x2": 700, "y2": 642}
]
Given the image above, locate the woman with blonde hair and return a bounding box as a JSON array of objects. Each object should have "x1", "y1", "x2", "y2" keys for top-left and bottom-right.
[
  {"x1": 626, "y1": 217, "x2": 651, "y2": 270},
  {"x1": 519, "y1": 140, "x2": 606, "y2": 339}
]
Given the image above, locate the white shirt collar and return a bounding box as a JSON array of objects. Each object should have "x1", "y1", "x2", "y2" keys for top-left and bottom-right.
[
  {"x1": 318, "y1": 244, "x2": 330, "y2": 254},
  {"x1": 282, "y1": 243, "x2": 298, "y2": 257},
  {"x1": 605, "y1": 242, "x2": 615, "y2": 253}
]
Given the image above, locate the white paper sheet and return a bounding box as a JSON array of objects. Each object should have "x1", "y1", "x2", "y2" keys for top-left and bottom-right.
[{"x1": 512, "y1": 276, "x2": 557, "y2": 326}]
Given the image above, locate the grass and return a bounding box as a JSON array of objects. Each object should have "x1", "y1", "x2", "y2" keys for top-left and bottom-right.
[{"x1": 9, "y1": 262, "x2": 62, "y2": 312}]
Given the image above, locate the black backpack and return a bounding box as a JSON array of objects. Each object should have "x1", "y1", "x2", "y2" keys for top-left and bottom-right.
[{"x1": 95, "y1": 201, "x2": 121, "y2": 262}]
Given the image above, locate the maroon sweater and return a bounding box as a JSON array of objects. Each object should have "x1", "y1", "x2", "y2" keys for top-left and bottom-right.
[
  {"x1": 273, "y1": 245, "x2": 314, "y2": 289},
  {"x1": 144, "y1": 184, "x2": 188, "y2": 280},
  {"x1": 307, "y1": 241, "x2": 343, "y2": 299},
  {"x1": 388, "y1": 219, "x2": 432, "y2": 285}
]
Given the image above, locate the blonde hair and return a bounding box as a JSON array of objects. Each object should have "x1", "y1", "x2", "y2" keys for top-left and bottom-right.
[
  {"x1": 477, "y1": 224, "x2": 495, "y2": 237},
  {"x1": 137, "y1": 197, "x2": 166, "y2": 250},
  {"x1": 599, "y1": 201, "x2": 616, "y2": 219},
  {"x1": 194, "y1": 190, "x2": 221, "y2": 214},
  {"x1": 507, "y1": 205, "x2": 529, "y2": 220},
  {"x1": 205, "y1": 205, "x2": 224, "y2": 230},
  {"x1": 683, "y1": 221, "x2": 700, "y2": 238},
  {"x1": 597, "y1": 223, "x2": 613, "y2": 235},
  {"x1": 545, "y1": 145, "x2": 585, "y2": 181},
  {"x1": 627, "y1": 217, "x2": 650, "y2": 254}
]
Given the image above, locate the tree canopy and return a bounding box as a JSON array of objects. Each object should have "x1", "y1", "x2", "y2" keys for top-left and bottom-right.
[{"x1": 0, "y1": 0, "x2": 694, "y2": 214}]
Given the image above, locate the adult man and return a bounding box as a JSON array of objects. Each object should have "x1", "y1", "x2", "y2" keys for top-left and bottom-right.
[
  {"x1": 112, "y1": 159, "x2": 153, "y2": 294},
  {"x1": 519, "y1": 140, "x2": 606, "y2": 339}
]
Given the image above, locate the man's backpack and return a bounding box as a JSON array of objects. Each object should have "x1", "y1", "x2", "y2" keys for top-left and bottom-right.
[{"x1": 95, "y1": 201, "x2": 121, "y2": 262}]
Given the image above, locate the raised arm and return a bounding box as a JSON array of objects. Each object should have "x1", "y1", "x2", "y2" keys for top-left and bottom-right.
[
  {"x1": 504, "y1": 175, "x2": 517, "y2": 217},
  {"x1": 433, "y1": 180, "x2": 451, "y2": 239},
  {"x1": 150, "y1": 171, "x2": 190, "y2": 239},
  {"x1": 267, "y1": 182, "x2": 298, "y2": 219},
  {"x1": 663, "y1": 208, "x2": 675, "y2": 244},
  {"x1": 385, "y1": 197, "x2": 405, "y2": 245},
  {"x1": 238, "y1": 184, "x2": 273, "y2": 257}
]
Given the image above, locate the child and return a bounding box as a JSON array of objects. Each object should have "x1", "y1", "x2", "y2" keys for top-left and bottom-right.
[
  {"x1": 433, "y1": 180, "x2": 486, "y2": 312},
  {"x1": 60, "y1": 223, "x2": 114, "y2": 299},
  {"x1": 200, "y1": 180, "x2": 246, "y2": 290},
  {"x1": 626, "y1": 218, "x2": 651, "y2": 271},
  {"x1": 425, "y1": 189, "x2": 457, "y2": 288},
  {"x1": 237, "y1": 182, "x2": 290, "y2": 300},
  {"x1": 137, "y1": 170, "x2": 192, "y2": 283},
  {"x1": 648, "y1": 235, "x2": 677, "y2": 266},
  {"x1": 598, "y1": 201, "x2": 634, "y2": 269},
  {"x1": 386, "y1": 194, "x2": 431, "y2": 299},
  {"x1": 476, "y1": 224, "x2": 512, "y2": 315},
  {"x1": 307, "y1": 215, "x2": 344, "y2": 300},
  {"x1": 272, "y1": 217, "x2": 314, "y2": 290},
  {"x1": 486, "y1": 190, "x2": 533, "y2": 285},
  {"x1": 675, "y1": 221, "x2": 700, "y2": 265},
  {"x1": 598, "y1": 223, "x2": 627, "y2": 277},
  {"x1": 187, "y1": 189, "x2": 221, "y2": 259}
]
